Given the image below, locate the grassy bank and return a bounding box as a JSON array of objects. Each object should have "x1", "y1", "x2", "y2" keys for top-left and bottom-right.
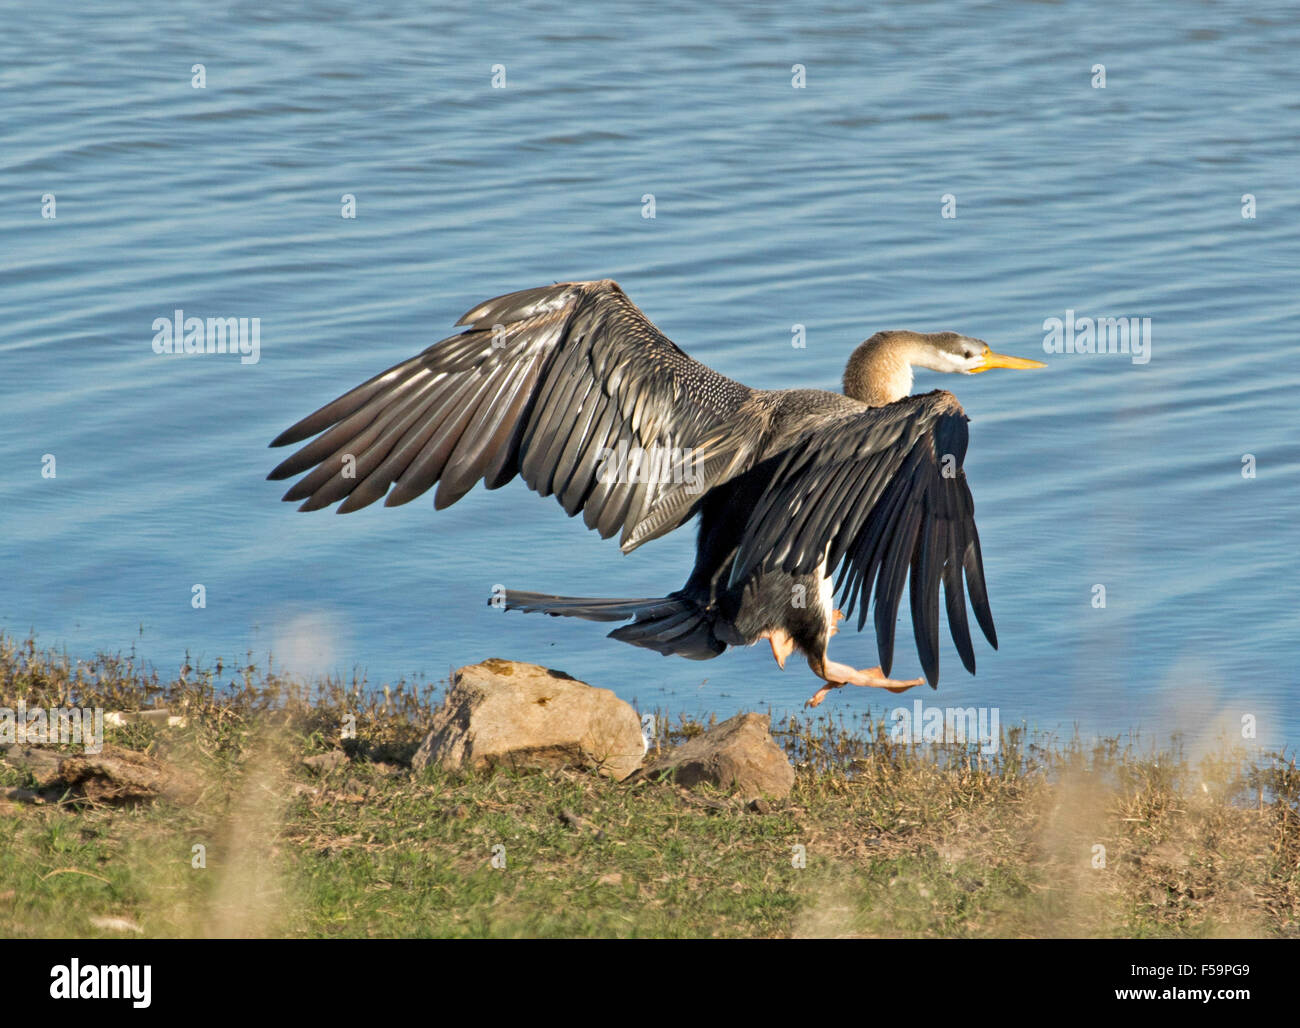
[{"x1": 1, "y1": 633, "x2": 1297, "y2": 938}]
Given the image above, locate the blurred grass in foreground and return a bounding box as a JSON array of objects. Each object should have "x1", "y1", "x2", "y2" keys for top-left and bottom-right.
[{"x1": 1, "y1": 632, "x2": 1296, "y2": 938}]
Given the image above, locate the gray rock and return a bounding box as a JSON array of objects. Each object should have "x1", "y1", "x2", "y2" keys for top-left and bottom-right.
[
  {"x1": 412, "y1": 659, "x2": 645, "y2": 781},
  {"x1": 632, "y1": 713, "x2": 795, "y2": 800}
]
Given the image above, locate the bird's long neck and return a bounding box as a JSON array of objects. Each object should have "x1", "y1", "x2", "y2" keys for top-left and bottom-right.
[{"x1": 843, "y1": 334, "x2": 915, "y2": 407}]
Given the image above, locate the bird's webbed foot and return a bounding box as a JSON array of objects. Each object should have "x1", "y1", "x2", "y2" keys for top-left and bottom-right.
[{"x1": 804, "y1": 656, "x2": 925, "y2": 708}]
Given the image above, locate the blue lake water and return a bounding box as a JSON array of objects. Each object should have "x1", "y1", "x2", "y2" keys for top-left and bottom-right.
[{"x1": 2, "y1": 1, "x2": 1298, "y2": 751}]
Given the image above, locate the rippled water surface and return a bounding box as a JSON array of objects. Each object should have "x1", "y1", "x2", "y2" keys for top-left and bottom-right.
[{"x1": 3, "y1": 1, "x2": 1298, "y2": 748}]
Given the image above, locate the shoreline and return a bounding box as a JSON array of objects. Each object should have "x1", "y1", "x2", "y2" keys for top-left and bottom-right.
[{"x1": 1, "y1": 633, "x2": 1296, "y2": 938}]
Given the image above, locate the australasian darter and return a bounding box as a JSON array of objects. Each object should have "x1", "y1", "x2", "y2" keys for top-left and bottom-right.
[{"x1": 268, "y1": 280, "x2": 1044, "y2": 706}]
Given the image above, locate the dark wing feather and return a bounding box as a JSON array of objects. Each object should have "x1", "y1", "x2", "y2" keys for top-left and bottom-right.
[
  {"x1": 730, "y1": 390, "x2": 997, "y2": 685},
  {"x1": 269, "y1": 280, "x2": 756, "y2": 550}
]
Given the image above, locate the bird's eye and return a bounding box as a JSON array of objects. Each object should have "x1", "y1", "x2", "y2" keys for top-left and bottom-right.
[{"x1": 962, "y1": 351, "x2": 973, "y2": 360}]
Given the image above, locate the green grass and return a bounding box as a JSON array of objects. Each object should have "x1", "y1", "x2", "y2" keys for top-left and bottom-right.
[{"x1": 1, "y1": 632, "x2": 1297, "y2": 938}]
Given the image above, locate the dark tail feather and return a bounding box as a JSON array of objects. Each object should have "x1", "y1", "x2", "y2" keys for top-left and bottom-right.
[
  {"x1": 500, "y1": 590, "x2": 725, "y2": 660},
  {"x1": 500, "y1": 591, "x2": 673, "y2": 622}
]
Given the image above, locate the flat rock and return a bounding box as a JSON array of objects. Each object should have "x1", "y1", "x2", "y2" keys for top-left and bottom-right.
[
  {"x1": 412, "y1": 659, "x2": 645, "y2": 781},
  {"x1": 632, "y1": 713, "x2": 795, "y2": 800}
]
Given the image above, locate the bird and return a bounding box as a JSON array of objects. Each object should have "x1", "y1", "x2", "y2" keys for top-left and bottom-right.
[{"x1": 268, "y1": 279, "x2": 1044, "y2": 707}]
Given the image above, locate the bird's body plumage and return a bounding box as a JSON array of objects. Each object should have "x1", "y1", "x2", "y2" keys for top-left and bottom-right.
[{"x1": 269, "y1": 279, "x2": 1043, "y2": 704}]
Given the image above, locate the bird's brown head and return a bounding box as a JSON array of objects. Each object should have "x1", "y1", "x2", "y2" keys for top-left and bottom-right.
[{"x1": 843, "y1": 330, "x2": 1046, "y2": 406}]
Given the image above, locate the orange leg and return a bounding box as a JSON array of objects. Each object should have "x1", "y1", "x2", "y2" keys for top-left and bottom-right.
[{"x1": 805, "y1": 656, "x2": 924, "y2": 708}]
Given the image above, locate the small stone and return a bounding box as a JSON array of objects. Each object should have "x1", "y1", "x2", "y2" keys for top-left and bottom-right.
[
  {"x1": 302, "y1": 749, "x2": 347, "y2": 774},
  {"x1": 631, "y1": 713, "x2": 795, "y2": 801}
]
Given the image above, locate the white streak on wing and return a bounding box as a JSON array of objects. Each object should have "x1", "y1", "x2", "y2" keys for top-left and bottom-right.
[{"x1": 816, "y1": 555, "x2": 835, "y2": 625}]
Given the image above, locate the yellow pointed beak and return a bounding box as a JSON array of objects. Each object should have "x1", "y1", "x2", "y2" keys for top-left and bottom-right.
[{"x1": 971, "y1": 349, "x2": 1047, "y2": 373}]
